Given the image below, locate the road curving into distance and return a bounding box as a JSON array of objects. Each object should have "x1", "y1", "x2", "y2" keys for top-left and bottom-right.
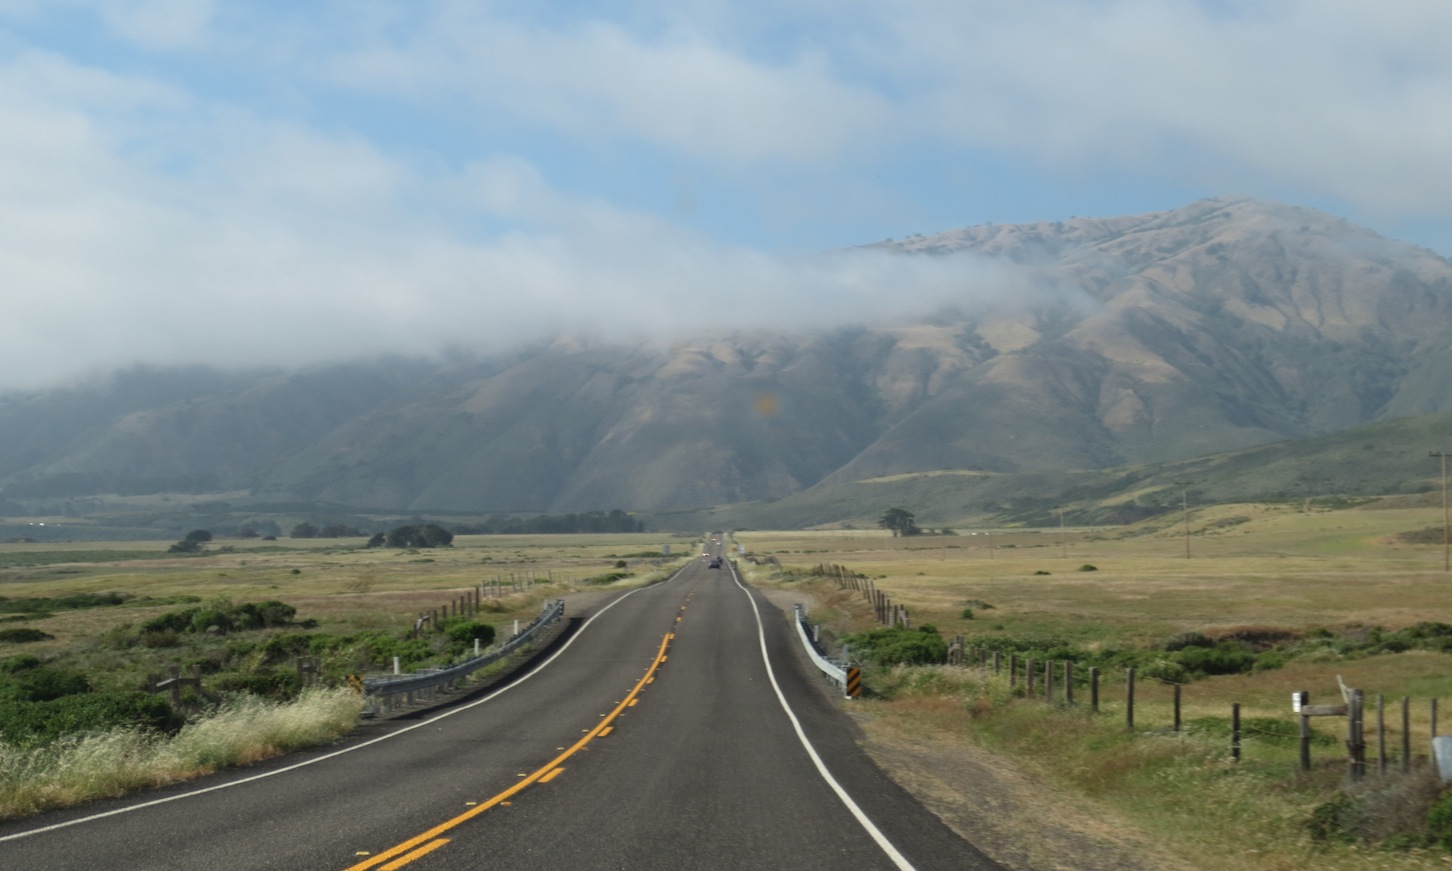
[{"x1": 0, "y1": 554, "x2": 1002, "y2": 871}]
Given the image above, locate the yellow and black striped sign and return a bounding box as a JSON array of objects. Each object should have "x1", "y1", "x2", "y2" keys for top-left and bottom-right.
[
  {"x1": 845, "y1": 667, "x2": 862, "y2": 699},
  {"x1": 346, "y1": 673, "x2": 365, "y2": 694}
]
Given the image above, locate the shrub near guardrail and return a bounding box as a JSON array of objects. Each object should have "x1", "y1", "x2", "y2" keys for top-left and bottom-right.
[{"x1": 843, "y1": 625, "x2": 948, "y2": 666}]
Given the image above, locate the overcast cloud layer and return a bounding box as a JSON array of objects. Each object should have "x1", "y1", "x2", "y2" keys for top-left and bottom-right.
[{"x1": 2, "y1": 1, "x2": 1450, "y2": 390}]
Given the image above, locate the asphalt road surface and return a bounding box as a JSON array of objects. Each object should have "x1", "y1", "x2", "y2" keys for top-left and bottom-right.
[{"x1": 0, "y1": 558, "x2": 1002, "y2": 870}]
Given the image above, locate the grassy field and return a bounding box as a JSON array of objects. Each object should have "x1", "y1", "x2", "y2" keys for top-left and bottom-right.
[
  {"x1": 734, "y1": 498, "x2": 1452, "y2": 869},
  {"x1": 0, "y1": 532, "x2": 691, "y2": 672},
  {"x1": 5, "y1": 507, "x2": 1452, "y2": 866},
  {"x1": 0, "y1": 531, "x2": 696, "y2": 816}
]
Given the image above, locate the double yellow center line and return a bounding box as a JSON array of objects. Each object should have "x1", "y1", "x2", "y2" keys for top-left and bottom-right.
[{"x1": 345, "y1": 630, "x2": 674, "y2": 871}]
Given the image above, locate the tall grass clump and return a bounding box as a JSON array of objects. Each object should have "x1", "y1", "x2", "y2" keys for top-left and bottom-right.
[
  {"x1": 870, "y1": 663, "x2": 1018, "y2": 715},
  {"x1": 0, "y1": 687, "x2": 362, "y2": 819}
]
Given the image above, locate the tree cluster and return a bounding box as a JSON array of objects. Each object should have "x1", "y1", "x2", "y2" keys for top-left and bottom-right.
[
  {"x1": 167, "y1": 529, "x2": 213, "y2": 554},
  {"x1": 451, "y1": 509, "x2": 642, "y2": 535},
  {"x1": 368, "y1": 524, "x2": 454, "y2": 549},
  {"x1": 877, "y1": 508, "x2": 921, "y2": 537}
]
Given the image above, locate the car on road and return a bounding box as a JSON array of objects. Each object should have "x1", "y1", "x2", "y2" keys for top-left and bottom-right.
[{"x1": 708, "y1": 558, "x2": 722, "y2": 569}]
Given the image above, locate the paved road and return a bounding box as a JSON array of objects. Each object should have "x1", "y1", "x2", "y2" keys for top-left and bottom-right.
[{"x1": 0, "y1": 558, "x2": 1002, "y2": 870}]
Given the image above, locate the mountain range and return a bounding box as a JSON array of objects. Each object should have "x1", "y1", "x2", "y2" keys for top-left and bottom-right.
[{"x1": 5, "y1": 195, "x2": 1452, "y2": 533}]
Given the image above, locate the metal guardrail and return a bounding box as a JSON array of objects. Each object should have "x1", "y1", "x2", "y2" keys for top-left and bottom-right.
[
  {"x1": 363, "y1": 598, "x2": 566, "y2": 714},
  {"x1": 793, "y1": 604, "x2": 850, "y2": 691}
]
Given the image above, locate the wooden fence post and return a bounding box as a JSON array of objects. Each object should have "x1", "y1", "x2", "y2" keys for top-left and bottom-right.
[
  {"x1": 1065, "y1": 661, "x2": 1074, "y2": 705},
  {"x1": 993, "y1": 650, "x2": 1001, "y2": 674},
  {"x1": 1232, "y1": 703, "x2": 1241, "y2": 762},
  {"x1": 1173, "y1": 684, "x2": 1182, "y2": 732},
  {"x1": 1377, "y1": 694, "x2": 1387, "y2": 776},
  {"x1": 1026, "y1": 658, "x2": 1036, "y2": 697},
  {"x1": 1349, "y1": 689, "x2": 1366, "y2": 781},
  {"x1": 1009, "y1": 654, "x2": 1018, "y2": 689},
  {"x1": 1045, "y1": 660, "x2": 1054, "y2": 703},
  {"x1": 1402, "y1": 696, "x2": 1411, "y2": 774},
  {"x1": 1300, "y1": 706, "x2": 1312, "y2": 772},
  {"x1": 1090, "y1": 666, "x2": 1100, "y2": 713},
  {"x1": 1126, "y1": 667, "x2": 1135, "y2": 731}
]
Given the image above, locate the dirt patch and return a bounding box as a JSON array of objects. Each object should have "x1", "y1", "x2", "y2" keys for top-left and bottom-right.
[
  {"x1": 754, "y1": 586, "x2": 1186, "y2": 871},
  {"x1": 849, "y1": 713, "x2": 1187, "y2": 871}
]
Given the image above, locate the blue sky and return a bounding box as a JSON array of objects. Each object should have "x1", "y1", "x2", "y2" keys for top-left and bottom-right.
[{"x1": 3, "y1": 0, "x2": 1452, "y2": 389}]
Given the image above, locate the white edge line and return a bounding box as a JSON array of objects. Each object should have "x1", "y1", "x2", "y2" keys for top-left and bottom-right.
[
  {"x1": 0, "y1": 569, "x2": 686, "y2": 844},
  {"x1": 727, "y1": 561, "x2": 917, "y2": 871}
]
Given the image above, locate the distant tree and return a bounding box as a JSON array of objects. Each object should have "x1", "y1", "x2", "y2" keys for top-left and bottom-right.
[
  {"x1": 167, "y1": 529, "x2": 213, "y2": 554},
  {"x1": 384, "y1": 523, "x2": 453, "y2": 548},
  {"x1": 878, "y1": 507, "x2": 921, "y2": 537},
  {"x1": 237, "y1": 526, "x2": 260, "y2": 539},
  {"x1": 366, "y1": 532, "x2": 386, "y2": 548},
  {"x1": 290, "y1": 522, "x2": 319, "y2": 539}
]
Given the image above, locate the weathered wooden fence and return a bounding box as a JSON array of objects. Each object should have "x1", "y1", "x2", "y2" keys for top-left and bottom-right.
[
  {"x1": 804, "y1": 563, "x2": 1442, "y2": 780},
  {"x1": 814, "y1": 563, "x2": 910, "y2": 628}
]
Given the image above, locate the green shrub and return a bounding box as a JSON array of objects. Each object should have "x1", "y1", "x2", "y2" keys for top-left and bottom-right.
[
  {"x1": 0, "y1": 666, "x2": 91, "y2": 702},
  {"x1": 140, "y1": 599, "x2": 299, "y2": 637},
  {"x1": 0, "y1": 691, "x2": 183, "y2": 746},
  {"x1": 0, "y1": 654, "x2": 41, "y2": 673},
  {"x1": 0, "y1": 628, "x2": 53, "y2": 643},
  {"x1": 1427, "y1": 787, "x2": 1452, "y2": 849},
  {"x1": 846, "y1": 625, "x2": 948, "y2": 666},
  {"x1": 213, "y1": 670, "x2": 303, "y2": 699},
  {"x1": 1139, "y1": 658, "x2": 1190, "y2": 684},
  {"x1": 1307, "y1": 792, "x2": 1358, "y2": 843},
  {"x1": 1174, "y1": 645, "x2": 1257, "y2": 677},
  {"x1": 445, "y1": 620, "x2": 496, "y2": 647}
]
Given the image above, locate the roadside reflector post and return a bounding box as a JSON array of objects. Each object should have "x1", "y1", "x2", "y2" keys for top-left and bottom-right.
[{"x1": 845, "y1": 666, "x2": 862, "y2": 699}]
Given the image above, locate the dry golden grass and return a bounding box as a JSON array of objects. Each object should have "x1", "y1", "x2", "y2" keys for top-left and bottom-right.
[
  {"x1": 0, "y1": 533, "x2": 691, "y2": 657},
  {"x1": 0, "y1": 688, "x2": 364, "y2": 818},
  {"x1": 737, "y1": 501, "x2": 1452, "y2": 870}
]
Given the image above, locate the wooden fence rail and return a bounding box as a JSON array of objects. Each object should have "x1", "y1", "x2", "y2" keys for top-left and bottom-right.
[
  {"x1": 800, "y1": 565, "x2": 1442, "y2": 780},
  {"x1": 956, "y1": 639, "x2": 1441, "y2": 781}
]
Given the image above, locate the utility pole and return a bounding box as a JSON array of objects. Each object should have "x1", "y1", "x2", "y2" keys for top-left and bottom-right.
[
  {"x1": 1433, "y1": 452, "x2": 1450, "y2": 572},
  {"x1": 1173, "y1": 480, "x2": 1192, "y2": 559}
]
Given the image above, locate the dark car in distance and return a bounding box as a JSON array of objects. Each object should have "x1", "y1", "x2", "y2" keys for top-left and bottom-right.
[{"x1": 708, "y1": 558, "x2": 722, "y2": 569}]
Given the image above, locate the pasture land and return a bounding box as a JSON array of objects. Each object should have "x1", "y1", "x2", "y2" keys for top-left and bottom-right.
[
  {"x1": 5, "y1": 505, "x2": 1452, "y2": 867},
  {"x1": 736, "y1": 499, "x2": 1452, "y2": 870},
  {"x1": 0, "y1": 532, "x2": 693, "y2": 816}
]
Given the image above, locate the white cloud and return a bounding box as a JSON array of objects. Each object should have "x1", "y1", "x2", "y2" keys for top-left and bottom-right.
[
  {"x1": 3, "y1": 1, "x2": 1452, "y2": 389},
  {"x1": 96, "y1": 0, "x2": 213, "y2": 49},
  {"x1": 327, "y1": 8, "x2": 896, "y2": 164},
  {"x1": 875, "y1": 0, "x2": 1452, "y2": 213},
  {"x1": 0, "y1": 47, "x2": 1004, "y2": 391}
]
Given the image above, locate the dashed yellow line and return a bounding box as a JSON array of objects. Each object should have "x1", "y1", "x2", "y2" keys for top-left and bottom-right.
[{"x1": 344, "y1": 631, "x2": 673, "y2": 870}]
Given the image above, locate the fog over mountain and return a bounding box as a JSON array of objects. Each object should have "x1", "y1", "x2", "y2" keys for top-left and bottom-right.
[{"x1": 4, "y1": 197, "x2": 1451, "y2": 520}]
